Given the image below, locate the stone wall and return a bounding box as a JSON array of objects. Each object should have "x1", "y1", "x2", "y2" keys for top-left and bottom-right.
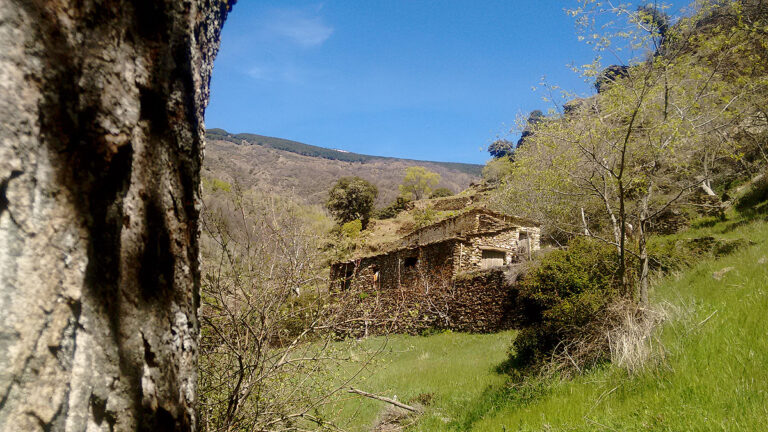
[
  {"x1": 400, "y1": 213, "x2": 479, "y2": 247},
  {"x1": 431, "y1": 196, "x2": 473, "y2": 211},
  {"x1": 454, "y1": 227, "x2": 541, "y2": 271},
  {"x1": 331, "y1": 240, "x2": 457, "y2": 292},
  {"x1": 332, "y1": 268, "x2": 519, "y2": 336}
]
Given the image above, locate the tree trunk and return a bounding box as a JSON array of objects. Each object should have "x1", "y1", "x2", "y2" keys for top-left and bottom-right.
[{"x1": 0, "y1": 1, "x2": 232, "y2": 430}]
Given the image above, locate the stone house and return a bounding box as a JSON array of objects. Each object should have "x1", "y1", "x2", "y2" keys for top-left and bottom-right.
[{"x1": 330, "y1": 208, "x2": 541, "y2": 292}]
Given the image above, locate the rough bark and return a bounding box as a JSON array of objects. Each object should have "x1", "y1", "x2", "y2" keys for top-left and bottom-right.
[{"x1": 0, "y1": 0, "x2": 232, "y2": 430}]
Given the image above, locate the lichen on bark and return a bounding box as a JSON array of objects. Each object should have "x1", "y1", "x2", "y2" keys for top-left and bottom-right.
[{"x1": 0, "y1": 0, "x2": 233, "y2": 430}]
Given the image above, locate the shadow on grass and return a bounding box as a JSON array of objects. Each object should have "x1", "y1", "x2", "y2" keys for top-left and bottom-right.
[{"x1": 445, "y1": 353, "x2": 551, "y2": 431}]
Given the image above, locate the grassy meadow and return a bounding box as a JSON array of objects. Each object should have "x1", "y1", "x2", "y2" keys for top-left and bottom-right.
[
  {"x1": 333, "y1": 208, "x2": 768, "y2": 431},
  {"x1": 325, "y1": 331, "x2": 514, "y2": 431}
]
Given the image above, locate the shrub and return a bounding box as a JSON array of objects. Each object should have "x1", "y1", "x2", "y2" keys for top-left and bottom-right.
[
  {"x1": 430, "y1": 187, "x2": 454, "y2": 198},
  {"x1": 340, "y1": 219, "x2": 362, "y2": 239},
  {"x1": 647, "y1": 235, "x2": 750, "y2": 273},
  {"x1": 734, "y1": 174, "x2": 768, "y2": 213},
  {"x1": 510, "y1": 237, "x2": 623, "y2": 371},
  {"x1": 202, "y1": 176, "x2": 232, "y2": 193},
  {"x1": 375, "y1": 196, "x2": 412, "y2": 219},
  {"x1": 413, "y1": 208, "x2": 437, "y2": 228}
]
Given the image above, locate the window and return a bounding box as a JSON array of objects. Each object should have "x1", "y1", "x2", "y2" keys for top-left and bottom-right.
[
  {"x1": 403, "y1": 256, "x2": 418, "y2": 268},
  {"x1": 480, "y1": 250, "x2": 506, "y2": 269}
]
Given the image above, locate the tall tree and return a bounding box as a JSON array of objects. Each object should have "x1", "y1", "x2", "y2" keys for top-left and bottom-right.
[
  {"x1": 493, "y1": 0, "x2": 765, "y2": 303},
  {"x1": 326, "y1": 177, "x2": 379, "y2": 227},
  {"x1": 399, "y1": 166, "x2": 441, "y2": 201},
  {"x1": 0, "y1": 1, "x2": 232, "y2": 430}
]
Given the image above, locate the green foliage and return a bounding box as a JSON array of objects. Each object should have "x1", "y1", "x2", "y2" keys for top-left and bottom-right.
[
  {"x1": 647, "y1": 230, "x2": 750, "y2": 273},
  {"x1": 202, "y1": 176, "x2": 232, "y2": 193},
  {"x1": 430, "y1": 187, "x2": 454, "y2": 198},
  {"x1": 374, "y1": 195, "x2": 412, "y2": 219},
  {"x1": 340, "y1": 219, "x2": 362, "y2": 239},
  {"x1": 734, "y1": 174, "x2": 768, "y2": 213},
  {"x1": 413, "y1": 208, "x2": 437, "y2": 228},
  {"x1": 326, "y1": 176, "x2": 378, "y2": 227},
  {"x1": 488, "y1": 139, "x2": 514, "y2": 159},
  {"x1": 398, "y1": 166, "x2": 441, "y2": 201},
  {"x1": 512, "y1": 237, "x2": 622, "y2": 368},
  {"x1": 482, "y1": 155, "x2": 514, "y2": 184}
]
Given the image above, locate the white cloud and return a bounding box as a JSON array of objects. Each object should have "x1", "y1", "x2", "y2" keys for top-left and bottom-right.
[
  {"x1": 245, "y1": 64, "x2": 306, "y2": 83},
  {"x1": 265, "y1": 7, "x2": 334, "y2": 48}
]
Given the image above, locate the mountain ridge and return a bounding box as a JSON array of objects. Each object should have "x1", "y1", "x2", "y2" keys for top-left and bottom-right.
[
  {"x1": 206, "y1": 128, "x2": 483, "y2": 176},
  {"x1": 203, "y1": 130, "x2": 482, "y2": 207}
]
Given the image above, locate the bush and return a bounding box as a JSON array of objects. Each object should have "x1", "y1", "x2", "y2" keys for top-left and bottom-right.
[
  {"x1": 413, "y1": 208, "x2": 437, "y2": 228},
  {"x1": 340, "y1": 219, "x2": 362, "y2": 239},
  {"x1": 510, "y1": 237, "x2": 622, "y2": 371},
  {"x1": 375, "y1": 196, "x2": 412, "y2": 219},
  {"x1": 647, "y1": 235, "x2": 750, "y2": 273},
  {"x1": 734, "y1": 174, "x2": 768, "y2": 213},
  {"x1": 430, "y1": 187, "x2": 454, "y2": 198}
]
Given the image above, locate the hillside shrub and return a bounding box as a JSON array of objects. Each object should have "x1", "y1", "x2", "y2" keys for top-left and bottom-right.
[
  {"x1": 375, "y1": 196, "x2": 412, "y2": 219},
  {"x1": 414, "y1": 208, "x2": 437, "y2": 228},
  {"x1": 340, "y1": 219, "x2": 362, "y2": 239},
  {"x1": 647, "y1": 235, "x2": 750, "y2": 273},
  {"x1": 509, "y1": 237, "x2": 623, "y2": 374},
  {"x1": 734, "y1": 174, "x2": 768, "y2": 213},
  {"x1": 430, "y1": 187, "x2": 454, "y2": 198}
]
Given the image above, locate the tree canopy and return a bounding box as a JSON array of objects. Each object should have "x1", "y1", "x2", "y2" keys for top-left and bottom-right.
[
  {"x1": 492, "y1": 0, "x2": 768, "y2": 303},
  {"x1": 488, "y1": 139, "x2": 515, "y2": 159},
  {"x1": 326, "y1": 177, "x2": 379, "y2": 227},
  {"x1": 398, "y1": 166, "x2": 441, "y2": 200}
]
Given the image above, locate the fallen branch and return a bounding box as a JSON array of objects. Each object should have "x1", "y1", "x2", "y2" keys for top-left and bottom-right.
[{"x1": 347, "y1": 388, "x2": 421, "y2": 413}]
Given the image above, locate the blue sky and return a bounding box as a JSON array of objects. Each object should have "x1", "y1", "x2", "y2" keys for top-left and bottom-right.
[{"x1": 206, "y1": 1, "x2": 691, "y2": 165}]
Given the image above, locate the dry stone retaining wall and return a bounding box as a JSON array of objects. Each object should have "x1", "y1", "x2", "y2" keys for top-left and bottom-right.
[{"x1": 333, "y1": 269, "x2": 519, "y2": 336}]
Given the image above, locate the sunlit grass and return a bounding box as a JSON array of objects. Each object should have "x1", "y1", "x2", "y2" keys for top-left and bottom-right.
[
  {"x1": 437, "y1": 212, "x2": 768, "y2": 431},
  {"x1": 325, "y1": 331, "x2": 514, "y2": 431}
]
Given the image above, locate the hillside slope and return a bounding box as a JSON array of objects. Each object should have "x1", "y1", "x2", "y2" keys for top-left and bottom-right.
[
  {"x1": 203, "y1": 130, "x2": 483, "y2": 206},
  {"x1": 329, "y1": 207, "x2": 768, "y2": 431}
]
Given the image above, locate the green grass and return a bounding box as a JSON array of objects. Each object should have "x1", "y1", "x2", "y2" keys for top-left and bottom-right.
[
  {"x1": 458, "y1": 212, "x2": 768, "y2": 431},
  {"x1": 333, "y1": 209, "x2": 768, "y2": 431},
  {"x1": 326, "y1": 331, "x2": 515, "y2": 431}
]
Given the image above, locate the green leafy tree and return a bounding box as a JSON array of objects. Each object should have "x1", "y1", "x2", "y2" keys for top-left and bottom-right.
[
  {"x1": 488, "y1": 139, "x2": 514, "y2": 159},
  {"x1": 326, "y1": 177, "x2": 378, "y2": 228},
  {"x1": 482, "y1": 156, "x2": 514, "y2": 185},
  {"x1": 493, "y1": 0, "x2": 766, "y2": 303},
  {"x1": 399, "y1": 166, "x2": 441, "y2": 200}
]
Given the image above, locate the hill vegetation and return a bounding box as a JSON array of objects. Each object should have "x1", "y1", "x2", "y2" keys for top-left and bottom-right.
[
  {"x1": 203, "y1": 132, "x2": 481, "y2": 206},
  {"x1": 207, "y1": 129, "x2": 482, "y2": 176}
]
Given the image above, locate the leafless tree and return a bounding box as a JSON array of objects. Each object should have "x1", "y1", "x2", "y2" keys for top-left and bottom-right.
[{"x1": 197, "y1": 185, "x2": 386, "y2": 431}]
